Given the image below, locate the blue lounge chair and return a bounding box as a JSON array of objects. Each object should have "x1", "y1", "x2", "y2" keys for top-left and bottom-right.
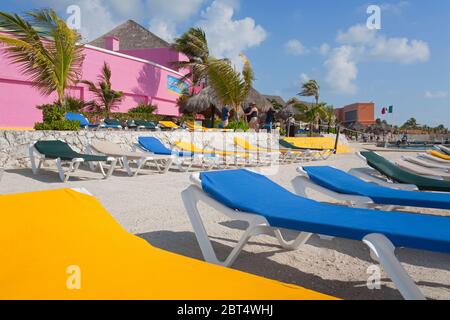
[
  {"x1": 137, "y1": 137, "x2": 217, "y2": 172},
  {"x1": 65, "y1": 113, "x2": 99, "y2": 129},
  {"x1": 182, "y1": 169, "x2": 450, "y2": 300},
  {"x1": 294, "y1": 166, "x2": 450, "y2": 210}
]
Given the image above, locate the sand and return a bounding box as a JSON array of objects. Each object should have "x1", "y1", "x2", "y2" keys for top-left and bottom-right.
[{"x1": 1, "y1": 143, "x2": 449, "y2": 300}]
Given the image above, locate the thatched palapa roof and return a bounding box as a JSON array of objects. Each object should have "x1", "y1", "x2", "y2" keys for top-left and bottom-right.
[
  {"x1": 181, "y1": 86, "x2": 273, "y2": 115},
  {"x1": 89, "y1": 20, "x2": 170, "y2": 50}
]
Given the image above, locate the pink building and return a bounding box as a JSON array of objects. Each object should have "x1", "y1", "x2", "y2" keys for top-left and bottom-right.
[{"x1": 0, "y1": 20, "x2": 189, "y2": 129}]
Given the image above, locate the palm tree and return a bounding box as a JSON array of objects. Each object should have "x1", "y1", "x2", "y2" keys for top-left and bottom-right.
[
  {"x1": 172, "y1": 27, "x2": 210, "y2": 85},
  {"x1": 299, "y1": 80, "x2": 320, "y2": 105},
  {"x1": 286, "y1": 98, "x2": 326, "y2": 136},
  {"x1": 0, "y1": 9, "x2": 84, "y2": 106},
  {"x1": 323, "y1": 105, "x2": 336, "y2": 133},
  {"x1": 402, "y1": 118, "x2": 419, "y2": 130},
  {"x1": 206, "y1": 54, "x2": 254, "y2": 120},
  {"x1": 81, "y1": 62, "x2": 124, "y2": 118}
]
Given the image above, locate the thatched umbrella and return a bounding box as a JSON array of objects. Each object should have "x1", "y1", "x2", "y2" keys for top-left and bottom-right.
[
  {"x1": 244, "y1": 87, "x2": 273, "y2": 113},
  {"x1": 180, "y1": 86, "x2": 219, "y2": 114}
]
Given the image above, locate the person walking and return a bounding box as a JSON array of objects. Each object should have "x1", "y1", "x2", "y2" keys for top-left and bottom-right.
[
  {"x1": 220, "y1": 106, "x2": 230, "y2": 128},
  {"x1": 246, "y1": 102, "x2": 259, "y2": 131}
]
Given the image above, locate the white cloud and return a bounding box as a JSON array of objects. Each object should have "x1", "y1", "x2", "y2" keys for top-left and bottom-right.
[
  {"x1": 197, "y1": 0, "x2": 267, "y2": 69},
  {"x1": 32, "y1": 0, "x2": 119, "y2": 41},
  {"x1": 337, "y1": 24, "x2": 430, "y2": 64},
  {"x1": 146, "y1": 0, "x2": 205, "y2": 41},
  {"x1": 326, "y1": 24, "x2": 430, "y2": 94},
  {"x1": 285, "y1": 39, "x2": 307, "y2": 55},
  {"x1": 319, "y1": 43, "x2": 330, "y2": 56},
  {"x1": 325, "y1": 45, "x2": 358, "y2": 95},
  {"x1": 380, "y1": 1, "x2": 410, "y2": 14},
  {"x1": 299, "y1": 73, "x2": 310, "y2": 84},
  {"x1": 33, "y1": 0, "x2": 205, "y2": 42},
  {"x1": 148, "y1": 19, "x2": 177, "y2": 42},
  {"x1": 425, "y1": 90, "x2": 448, "y2": 99}
]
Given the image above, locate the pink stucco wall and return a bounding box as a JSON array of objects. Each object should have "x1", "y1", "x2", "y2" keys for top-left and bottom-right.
[
  {"x1": 0, "y1": 41, "x2": 188, "y2": 128},
  {"x1": 119, "y1": 48, "x2": 188, "y2": 71}
]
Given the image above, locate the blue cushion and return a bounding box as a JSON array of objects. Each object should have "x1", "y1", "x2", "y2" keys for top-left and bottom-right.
[
  {"x1": 65, "y1": 113, "x2": 89, "y2": 127},
  {"x1": 138, "y1": 137, "x2": 213, "y2": 158},
  {"x1": 304, "y1": 166, "x2": 450, "y2": 210},
  {"x1": 200, "y1": 170, "x2": 450, "y2": 255}
]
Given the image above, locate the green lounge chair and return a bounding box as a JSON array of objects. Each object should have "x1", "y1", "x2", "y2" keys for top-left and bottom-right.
[
  {"x1": 134, "y1": 120, "x2": 158, "y2": 131},
  {"x1": 358, "y1": 151, "x2": 450, "y2": 192},
  {"x1": 101, "y1": 119, "x2": 122, "y2": 130},
  {"x1": 30, "y1": 140, "x2": 117, "y2": 182}
]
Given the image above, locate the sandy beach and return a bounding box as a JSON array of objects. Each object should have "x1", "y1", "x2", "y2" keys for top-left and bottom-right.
[{"x1": 1, "y1": 143, "x2": 449, "y2": 300}]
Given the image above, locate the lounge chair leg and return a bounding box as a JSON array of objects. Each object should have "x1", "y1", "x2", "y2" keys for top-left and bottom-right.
[
  {"x1": 161, "y1": 158, "x2": 173, "y2": 174},
  {"x1": 122, "y1": 156, "x2": 133, "y2": 176},
  {"x1": 104, "y1": 158, "x2": 117, "y2": 179},
  {"x1": 29, "y1": 145, "x2": 42, "y2": 175},
  {"x1": 55, "y1": 158, "x2": 68, "y2": 182},
  {"x1": 363, "y1": 233, "x2": 426, "y2": 300},
  {"x1": 182, "y1": 186, "x2": 272, "y2": 267},
  {"x1": 273, "y1": 229, "x2": 312, "y2": 250}
]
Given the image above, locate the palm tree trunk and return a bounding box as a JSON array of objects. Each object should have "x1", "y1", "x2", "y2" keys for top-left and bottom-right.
[{"x1": 210, "y1": 104, "x2": 215, "y2": 128}]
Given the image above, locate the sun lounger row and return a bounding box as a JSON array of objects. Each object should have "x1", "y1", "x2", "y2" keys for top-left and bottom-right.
[
  {"x1": 29, "y1": 137, "x2": 329, "y2": 182},
  {"x1": 182, "y1": 168, "x2": 450, "y2": 300},
  {"x1": 65, "y1": 113, "x2": 182, "y2": 131}
]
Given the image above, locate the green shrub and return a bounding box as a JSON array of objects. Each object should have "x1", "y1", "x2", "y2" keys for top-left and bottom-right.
[
  {"x1": 64, "y1": 96, "x2": 87, "y2": 112},
  {"x1": 226, "y1": 120, "x2": 249, "y2": 132},
  {"x1": 34, "y1": 120, "x2": 80, "y2": 131},
  {"x1": 128, "y1": 103, "x2": 157, "y2": 115},
  {"x1": 37, "y1": 104, "x2": 66, "y2": 123}
]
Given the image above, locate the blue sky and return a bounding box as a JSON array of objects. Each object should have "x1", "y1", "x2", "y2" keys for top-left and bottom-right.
[{"x1": 3, "y1": 0, "x2": 450, "y2": 127}]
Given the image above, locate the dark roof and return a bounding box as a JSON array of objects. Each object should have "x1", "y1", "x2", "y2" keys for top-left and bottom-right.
[
  {"x1": 89, "y1": 20, "x2": 170, "y2": 50},
  {"x1": 263, "y1": 95, "x2": 286, "y2": 107}
]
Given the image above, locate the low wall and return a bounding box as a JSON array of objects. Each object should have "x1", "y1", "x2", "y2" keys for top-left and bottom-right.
[{"x1": 0, "y1": 130, "x2": 279, "y2": 169}]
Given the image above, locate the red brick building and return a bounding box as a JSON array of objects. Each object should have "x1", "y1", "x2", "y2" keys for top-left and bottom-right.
[{"x1": 335, "y1": 103, "x2": 376, "y2": 127}]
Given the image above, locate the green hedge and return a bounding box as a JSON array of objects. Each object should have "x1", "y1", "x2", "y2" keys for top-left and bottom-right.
[{"x1": 34, "y1": 120, "x2": 80, "y2": 131}]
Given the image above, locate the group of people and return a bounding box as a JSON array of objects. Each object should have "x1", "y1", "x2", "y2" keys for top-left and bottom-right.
[{"x1": 220, "y1": 103, "x2": 276, "y2": 132}]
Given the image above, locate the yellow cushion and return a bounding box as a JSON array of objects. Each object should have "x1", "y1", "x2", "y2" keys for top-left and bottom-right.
[
  {"x1": 176, "y1": 141, "x2": 251, "y2": 158},
  {"x1": 283, "y1": 137, "x2": 352, "y2": 154},
  {"x1": 159, "y1": 121, "x2": 179, "y2": 129},
  {"x1": 429, "y1": 150, "x2": 450, "y2": 161},
  {"x1": 0, "y1": 189, "x2": 336, "y2": 300}
]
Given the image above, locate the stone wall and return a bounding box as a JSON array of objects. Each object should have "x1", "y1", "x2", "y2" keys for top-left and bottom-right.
[{"x1": 0, "y1": 130, "x2": 279, "y2": 168}]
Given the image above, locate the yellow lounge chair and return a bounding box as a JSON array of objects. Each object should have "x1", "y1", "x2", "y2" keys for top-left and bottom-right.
[
  {"x1": 429, "y1": 150, "x2": 450, "y2": 161},
  {"x1": 186, "y1": 121, "x2": 233, "y2": 132},
  {"x1": 159, "y1": 121, "x2": 180, "y2": 130},
  {"x1": 282, "y1": 137, "x2": 352, "y2": 154},
  {"x1": 234, "y1": 137, "x2": 308, "y2": 163},
  {"x1": 0, "y1": 189, "x2": 335, "y2": 300},
  {"x1": 175, "y1": 141, "x2": 251, "y2": 159}
]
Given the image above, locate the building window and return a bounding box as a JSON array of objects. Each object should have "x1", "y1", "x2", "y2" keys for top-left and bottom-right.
[{"x1": 344, "y1": 110, "x2": 358, "y2": 123}]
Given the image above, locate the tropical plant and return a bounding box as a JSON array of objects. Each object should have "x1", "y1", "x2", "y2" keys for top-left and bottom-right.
[
  {"x1": 128, "y1": 103, "x2": 157, "y2": 115},
  {"x1": 401, "y1": 118, "x2": 419, "y2": 130},
  {"x1": 269, "y1": 99, "x2": 284, "y2": 110},
  {"x1": 206, "y1": 54, "x2": 254, "y2": 120},
  {"x1": 323, "y1": 105, "x2": 336, "y2": 133},
  {"x1": 81, "y1": 62, "x2": 124, "y2": 118},
  {"x1": 64, "y1": 96, "x2": 87, "y2": 112},
  {"x1": 34, "y1": 103, "x2": 80, "y2": 131},
  {"x1": 226, "y1": 120, "x2": 249, "y2": 132},
  {"x1": 299, "y1": 79, "x2": 320, "y2": 105},
  {"x1": 0, "y1": 9, "x2": 84, "y2": 105},
  {"x1": 286, "y1": 98, "x2": 326, "y2": 136},
  {"x1": 171, "y1": 27, "x2": 210, "y2": 85}
]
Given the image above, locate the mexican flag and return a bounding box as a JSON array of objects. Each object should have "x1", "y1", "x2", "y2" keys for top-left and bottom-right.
[{"x1": 381, "y1": 106, "x2": 394, "y2": 115}]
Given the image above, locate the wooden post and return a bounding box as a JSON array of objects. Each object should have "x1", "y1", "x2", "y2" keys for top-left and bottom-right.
[{"x1": 334, "y1": 125, "x2": 340, "y2": 154}]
